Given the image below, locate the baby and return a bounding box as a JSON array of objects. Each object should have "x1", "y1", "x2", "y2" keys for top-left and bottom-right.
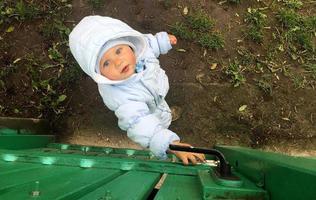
[{"x1": 69, "y1": 16, "x2": 204, "y2": 165}]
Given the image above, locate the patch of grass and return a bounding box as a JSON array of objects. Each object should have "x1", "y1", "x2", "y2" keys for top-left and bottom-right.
[
  {"x1": 15, "y1": 0, "x2": 39, "y2": 20},
  {"x1": 291, "y1": 74, "x2": 307, "y2": 89},
  {"x1": 0, "y1": 64, "x2": 16, "y2": 91},
  {"x1": 304, "y1": 63, "x2": 316, "y2": 79},
  {"x1": 247, "y1": 26, "x2": 264, "y2": 43},
  {"x1": 245, "y1": 8, "x2": 267, "y2": 27},
  {"x1": 236, "y1": 47, "x2": 267, "y2": 74},
  {"x1": 187, "y1": 11, "x2": 215, "y2": 31},
  {"x1": 228, "y1": 0, "x2": 242, "y2": 3},
  {"x1": 25, "y1": 54, "x2": 68, "y2": 115},
  {"x1": 225, "y1": 60, "x2": 246, "y2": 87},
  {"x1": 0, "y1": 1, "x2": 40, "y2": 23},
  {"x1": 305, "y1": 15, "x2": 316, "y2": 33},
  {"x1": 171, "y1": 22, "x2": 197, "y2": 40},
  {"x1": 172, "y1": 10, "x2": 224, "y2": 50},
  {"x1": 88, "y1": 0, "x2": 104, "y2": 9},
  {"x1": 277, "y1": 8, "x2": 301, "y2": 28},
  {"x1": 48, "y1": 43, "x2": 65, "y2": 64},
  {"x1": 0, "y1": 0, "x2": 78, "y2": 118},
  {"x1": 244, "y1": 8, "x2": 267, "y2": 43},
  {"x1": 277, "y1": 9, "x2": 315, "y2": 52},
  {"x1": 198, "y1": 32, "x2": 224, "y2": 50},
  {"x1": 0, "y1": 2, "x2": 15, "y2": 24},
  {"x1": 161, "y1": 0, "x2": 172, "y2": 9}
]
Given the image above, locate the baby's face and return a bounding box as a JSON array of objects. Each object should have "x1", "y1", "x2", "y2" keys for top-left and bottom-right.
[{"x1": 99, "y1": 44, "x2": 136, "y2": 80}]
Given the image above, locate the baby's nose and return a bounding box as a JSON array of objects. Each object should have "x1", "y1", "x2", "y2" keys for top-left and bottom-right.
[{"x1": 114, "y1": 58, "x2": 123, "y2": 67}]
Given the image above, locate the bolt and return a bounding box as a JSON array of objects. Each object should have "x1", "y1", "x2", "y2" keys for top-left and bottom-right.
[{"x1": 30, "y1": 181, "x2": 40, "y2": 197}]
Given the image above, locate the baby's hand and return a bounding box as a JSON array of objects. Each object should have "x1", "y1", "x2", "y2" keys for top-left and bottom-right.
[
  {"x1": 168, "y1": 34, "x2": 177, "y2": 45},
  {"x1": 169, "y1": 141, "x2": 205, "y2": 165}
]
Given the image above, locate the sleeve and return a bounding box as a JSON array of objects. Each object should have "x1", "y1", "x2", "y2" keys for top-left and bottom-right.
[
  {"x1": 143, "y1": 32, "x2": 172, "y2": 58},
  {"x1": 114, "y1": 101, "x2": 180, "y2": 159}
]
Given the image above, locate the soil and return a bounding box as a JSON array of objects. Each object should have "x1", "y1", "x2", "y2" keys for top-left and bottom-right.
[{"x1": 1, "y1": 0, "x2": 315, "y2": 156}]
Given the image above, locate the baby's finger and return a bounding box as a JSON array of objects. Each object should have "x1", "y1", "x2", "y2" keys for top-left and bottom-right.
[
  {"x1": 194, "y1": 153, "x2": 206, "y2": 162},
  {"x1": 181, "y1": 156, "x2": 189, "y2": 165},
  {"x1": 188, "y1": 154, "x2": 197, "y2": 165}
]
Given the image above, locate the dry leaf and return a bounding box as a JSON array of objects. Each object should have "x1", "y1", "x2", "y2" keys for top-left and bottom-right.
[
  {"x1": 203, "y1": 49, "x2": 207, "y2": 57},
  {"x1": 210, "y1": 63, "x2": 218, "y2": 70},
  {"x1": 13, "y1": 58, "x2": 22, "y2": 64},
  {"x1": 238, "y1": 105, "x2": 247, "y2": 112},
  {"x1": 177, "y1": 48, "x2": 186, "y2": 52},
  {"x1": 195, "y1": 73, "x2": 205, "y2": 84},
  {"x1": 183, "y1": 6, "x2": 188, "y2": 15}
]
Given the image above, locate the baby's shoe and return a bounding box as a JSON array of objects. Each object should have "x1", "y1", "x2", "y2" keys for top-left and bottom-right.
[{"x1": 170, "y1": 106, "x2": 183, "y2": 122}]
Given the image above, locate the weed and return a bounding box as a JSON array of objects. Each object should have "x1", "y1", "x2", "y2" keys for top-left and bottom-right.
[
  {"x1": 198, "y1": 32, "x2": 224, "y2": 50},
  {"x1": 0, "y1": 2, "x2": 15, "y2": 24},
  {"x1": 245, "y1": 8, "x2": 267, "y2": 27},
  {"x1": 15, "y1": 0, "x2": 39, "y2": 20},
  {"x1": 277, "y1": 9, "x2": 301, "y2": 28},
  {"x1": 24, "y1": 55, "x2": 68, "y2": 115},
  {"x1": 277, "y1": 9, "x2": 315, "y2": 51},
  {"x1": 244, "y1": 8, "x2": 267, "y2": 43},
  {"x1": 0, "y1": 1, "x2": 39, "y2": 22},
  {"x1": 282, "y1": 0, "x2": 303, "y2": 9},
  {"x1": 287, "y1": 29, "x2": 313, "y2": 50},
  {"x1": 256, "y1": 75, "x2": 273, "y2": 95},
  {"x1": 187, "y1": 11, "x2": 215, "y2": 31},
  {"x1": 236, "y1": 47, "x2": 266, "y2": 74},
  {"x1": 41, "y1": 19, "x2": 71, "y2": 41},
  {"x1": 48, "y1": 43, "x2": 65, "y2": 64},
  {"x1": 225, "y1": 60, "x2": 246, "y2": 87}
]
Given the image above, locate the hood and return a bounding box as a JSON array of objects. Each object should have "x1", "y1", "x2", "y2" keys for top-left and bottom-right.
[{"x1": 69, "y1": 16, "x2": 147, "y2": 84}]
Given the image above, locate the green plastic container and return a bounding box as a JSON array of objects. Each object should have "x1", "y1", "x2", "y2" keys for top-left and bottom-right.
[{"x1": 0, "y1": 125, "x2": 315, "y2": 200}]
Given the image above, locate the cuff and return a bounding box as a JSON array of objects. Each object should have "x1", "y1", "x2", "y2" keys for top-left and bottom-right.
[
  {"x1": 149, "y1": 129, "x2": 180, "y2": 160},
  {"x1": 155, "y1": 32, "x2": 172, "y2": 55}
]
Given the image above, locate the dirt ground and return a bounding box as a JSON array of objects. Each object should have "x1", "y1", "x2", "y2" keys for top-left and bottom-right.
[{"x1": 1, "y1": 0, "x2": 315, "y2": 156}]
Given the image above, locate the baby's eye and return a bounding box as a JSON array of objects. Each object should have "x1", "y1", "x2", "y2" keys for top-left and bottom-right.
[
  {"x1": 103, "y1": 60, "x2": 110, "y2": 67},
  {"x1": 115, "y1": 48, "x2": 122, "y2": 55}
]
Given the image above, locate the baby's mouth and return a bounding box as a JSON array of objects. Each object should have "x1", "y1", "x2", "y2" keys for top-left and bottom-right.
[{"x1": 121, "y1": 65, "x2": 129, "y2": 73}]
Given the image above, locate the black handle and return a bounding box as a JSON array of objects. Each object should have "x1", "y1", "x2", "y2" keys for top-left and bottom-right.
[{"x1": 169, "y1": 144, "x2": 232, "y2": 178}]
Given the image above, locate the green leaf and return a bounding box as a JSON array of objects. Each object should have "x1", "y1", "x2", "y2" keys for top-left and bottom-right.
[
  {"x1": 6, "y1": 26, "x2": 14, "y2": 33},
  {"x1": 57, "y1": 95, "x2": 67, "y2": 103}
]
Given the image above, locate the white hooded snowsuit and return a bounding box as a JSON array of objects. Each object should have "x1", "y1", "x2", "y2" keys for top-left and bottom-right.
[{"x1": 69, "y1": 16, "x2": 180, "y2": 159}]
